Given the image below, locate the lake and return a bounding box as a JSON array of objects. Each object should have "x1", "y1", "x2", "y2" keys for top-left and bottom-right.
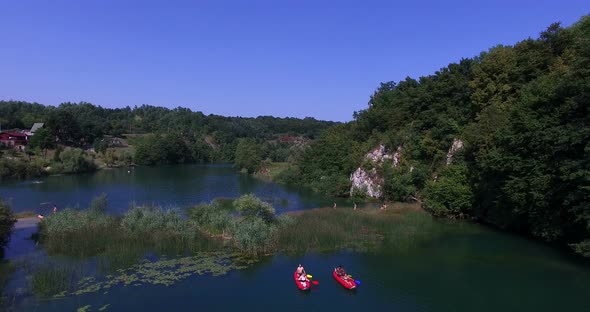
[{"x1": 1, "y1": 165, "x2": 589, "y2": 311}]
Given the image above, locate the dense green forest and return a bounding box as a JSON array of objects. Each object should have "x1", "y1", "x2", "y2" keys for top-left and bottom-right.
[
  {"x1": 280, "y1": 17, "x2": 590, "y2": 256},
  {"x1": 0, "y1": 101, "x2": 336, "y2": 174}
]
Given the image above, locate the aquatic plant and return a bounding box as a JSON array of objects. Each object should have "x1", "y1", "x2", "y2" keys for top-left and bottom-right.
[
  {"x1": 277, "y1": 204, "x2": 438, "y2": 253},
  {"x1": 121, "y1": 205, "x2": 187, "y2": 237},
  {"x1": 67, "y1": 252, "x2": 257, "y2": 297},
  {"x1": 31, "y1": 266, "x2": 72, "y2": 297},
  {"x1": 40, "y1": 209, "x2": 115, "y2": 239}
]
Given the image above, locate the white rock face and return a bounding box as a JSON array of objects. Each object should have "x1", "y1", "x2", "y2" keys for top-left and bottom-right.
[
  {"x1": 350, "y1": 144, "x2": 402, "y2": 198},
  {"x1": 446, "y1": 138, "x2": 464, "y2": 165},
  {"x1": 350, "y1": 167, "x2": 383, "y2": 198}
]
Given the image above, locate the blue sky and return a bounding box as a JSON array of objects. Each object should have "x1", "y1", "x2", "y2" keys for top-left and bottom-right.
[{"x1": 0, "y1": 1, "x2": 587, "y2": 122}]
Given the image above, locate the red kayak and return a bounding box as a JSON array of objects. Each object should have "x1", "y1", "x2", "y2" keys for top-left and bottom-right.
[
  {"x1": 294, "y1": 271, "x2": 311, "y2": 290},
  {"x1": 333, "y1": 269, "x2": 357, "y2": 289}
]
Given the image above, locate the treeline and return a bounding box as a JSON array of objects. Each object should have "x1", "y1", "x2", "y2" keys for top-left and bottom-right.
[
  {"x1": 283, "y1": 17, "x2": 590, "y2": 256},
  {"x1": 0, "y1": 101, "x2": 336, "y2": 148},
  {"x1": 0, "y1": 101, "x2": 336, "y2": 171}
]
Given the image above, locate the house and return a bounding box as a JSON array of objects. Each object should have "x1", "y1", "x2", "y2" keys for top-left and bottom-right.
[
  {"x1": 0, "y1": 131, "x2": 28, "y2": 149},
  {"x1": 24, "y1": 123, "x2": 44, "y2": 136}
]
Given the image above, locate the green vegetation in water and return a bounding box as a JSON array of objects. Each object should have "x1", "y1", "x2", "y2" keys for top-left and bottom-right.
[
  {"x1": 77, "y1": 305, "x2": 91, "y2": 312},
  {"x1": 30, "y1": 194, "x2": 445, "y2": 301},
  {"x1": 40, "y1": 194, "x2": 443, "y2": 259},
  {"x1": 31, "y1": 266, "x2": 72, "y2": 297},
  {"x1": 29, "y1": 252, "x2": 257, "y2": 299},
  {"x1": 278, "y1": 203, "x2": 438, "y2": 253}
]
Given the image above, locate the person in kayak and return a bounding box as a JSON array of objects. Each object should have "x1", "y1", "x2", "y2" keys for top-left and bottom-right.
[
  {"x1": 335, "y1": 265, "x2": 347, "y2": 277},
  {"x1": 296, "y1": 264, "x2": 306, "y2": 276},
  {"x1": 298, "y1": 272, "x2": 309, "y2": 286}
]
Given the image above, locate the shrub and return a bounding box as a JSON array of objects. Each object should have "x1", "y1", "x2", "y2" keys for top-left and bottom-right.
[
  {"x1": 0, "y1": 199, "x2": 16, "y2": 249},
  {"x1": 58, "y1": 148, "x2": 96, "y2": 173},
  {"x1": 233, "y1": 194, "x2": 276, "y2": 223}
]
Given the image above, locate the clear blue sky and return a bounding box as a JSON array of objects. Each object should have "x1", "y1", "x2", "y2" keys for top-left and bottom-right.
[{"x1": 0, "y1": 1, "x2": 587, "y2": 122}]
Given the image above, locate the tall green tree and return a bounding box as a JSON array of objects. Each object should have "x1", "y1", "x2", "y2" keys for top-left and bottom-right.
[
  {"x1": 234, "y1": 138, "x2": 262, "y2": 174},
  {"x1": 28, "y1": 128, "x2": 54, "y2": 158}
]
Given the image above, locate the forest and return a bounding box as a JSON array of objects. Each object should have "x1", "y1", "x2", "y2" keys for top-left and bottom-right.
[
  {"x1": 278, "y1": 17, "x2": 590, "y2": 256},
  {"x1": 0, "y1": 101, "x2": 336, "y2": 176}
]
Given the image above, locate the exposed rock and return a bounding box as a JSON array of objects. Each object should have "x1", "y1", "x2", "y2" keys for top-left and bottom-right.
[
  {"x1": 350, "y1": 167, "x2": 383, "y2": 198},
  {"x1": 350, "y1": 144, "x2": 402, "y2": 198},
  {"x1": 446, "y1": 138, "x2": 464, "y2": 165}
]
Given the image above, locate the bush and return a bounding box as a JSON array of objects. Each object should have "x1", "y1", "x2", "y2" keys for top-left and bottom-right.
[
  {"x1": 58, "y1": 148, "x2": 96, "y2": 173},
  {"x1": 233, "y1": 194, "x2": 276, "y2": 223},
  {"x1": 0, "y1": 158, "x2": 46, "y2": 180}
]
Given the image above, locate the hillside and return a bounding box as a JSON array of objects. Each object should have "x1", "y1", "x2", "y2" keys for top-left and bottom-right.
[{"x1": 284, "y1": 16, "x2": 590, "y2": 256}]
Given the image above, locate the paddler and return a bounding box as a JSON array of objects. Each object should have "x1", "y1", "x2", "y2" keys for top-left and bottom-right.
[{"x1": 296, "y1": 264, "x2": 306, "y2": 276}]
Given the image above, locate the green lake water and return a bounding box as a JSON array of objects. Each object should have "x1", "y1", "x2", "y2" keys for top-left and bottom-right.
[{"x1": 0, "y1": 165, "x2": 588, "y2": 311}]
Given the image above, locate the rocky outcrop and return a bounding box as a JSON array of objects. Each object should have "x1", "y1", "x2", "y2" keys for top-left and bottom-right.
[
  {"x1": 446, "y1": 138, "x2": 464, "y2": 165},
  {"x1": 350, "y1": 144, "x2": 401, "y2": 198},
  {"x1": 350, "y1": 167, "x2": 383, "y2": 198}
]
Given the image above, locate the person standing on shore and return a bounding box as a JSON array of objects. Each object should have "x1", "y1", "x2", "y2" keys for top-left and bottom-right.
[
  {"x1": 333, "y1": 202, "x2": 337, "y2": 209},
  {"x1": 53, "y1": 205, "x2": 58, "y2": 214}
]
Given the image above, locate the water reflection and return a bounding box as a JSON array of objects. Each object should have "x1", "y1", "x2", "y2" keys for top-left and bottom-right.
[{"x1": 0, "y1": 164, "x2": 340, "y2": 214}]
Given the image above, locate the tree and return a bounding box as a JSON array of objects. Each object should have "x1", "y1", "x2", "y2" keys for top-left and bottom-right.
[
  {"x1": 234, "y1": 138, "x2": 261, "y2": 174},
  {"x1": 423, "y1": 164, "x2": 473, "y2": 217},
  {"x1": 28, "y1": 128, "x2": 54, "y2": 158}
]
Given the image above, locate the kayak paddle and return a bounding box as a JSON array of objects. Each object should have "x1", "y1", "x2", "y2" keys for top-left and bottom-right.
[{"x1": 347, "y1": 274, "x2": 361, "y2": 285}]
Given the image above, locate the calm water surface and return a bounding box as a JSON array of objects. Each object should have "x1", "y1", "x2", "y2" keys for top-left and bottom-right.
[
  {"x1": 1, "y1": 165, "x2": 588, "y2": 311},
  {"x1": 0, "y1": 164, "x2": 349, "y2": 214}
]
